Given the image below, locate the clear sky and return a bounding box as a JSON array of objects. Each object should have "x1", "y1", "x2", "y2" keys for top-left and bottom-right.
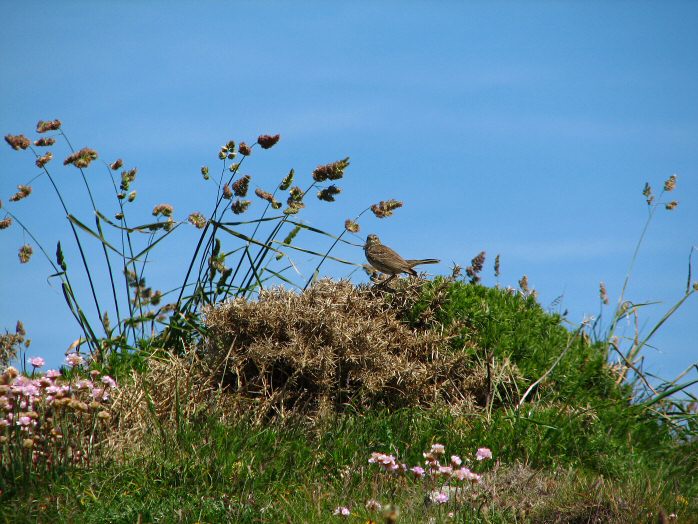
[{"x1": 1, "y1": 2, "x2": 697, "y2": 388}]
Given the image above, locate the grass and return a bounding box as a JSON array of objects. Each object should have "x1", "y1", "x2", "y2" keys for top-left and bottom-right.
[{"x1": 2, "y1": 122, "x2": 697, "y2": 522}]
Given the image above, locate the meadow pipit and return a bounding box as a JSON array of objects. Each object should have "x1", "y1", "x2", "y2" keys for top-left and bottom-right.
[{"x1": 364, "y1": 234, "x2": 439, "y2": 285}]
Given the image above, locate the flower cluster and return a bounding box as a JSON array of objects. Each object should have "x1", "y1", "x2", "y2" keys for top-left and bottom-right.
[
  {"x1": 35, "y1": 152, "x2": 53, "y2": 169},
  {"x1": 36, "y1": 119, "x2": 62, "y2": 133},
  {"x1": 0, "y1": 356, "x2": 116, "y2": 476},
  {"x1": 312, "y1": 157, "x2": 350, "y2": 182},
  {"x1": 4, "y1": 134, "x2": 31, "y2": 150},
  {"x1": 257, "y1": 134, "x2": 280, "y2": 149},
  {"x1": 465, "y1": 251, "x2": 486, "y2": 284},
  {"x1": 232, "y1": 175, "x2": 251, "y2": 197},
  {"x1": 9, "y1": 185, "x2": 32, "y2": 202},
  {"x1": 370, "y1": 199, "x2": 403, "y2": 218}
]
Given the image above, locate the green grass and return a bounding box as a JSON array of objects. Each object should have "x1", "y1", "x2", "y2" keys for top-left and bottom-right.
[{"x1": 2, "y1": 281, "x2": 696, "y2": 523}]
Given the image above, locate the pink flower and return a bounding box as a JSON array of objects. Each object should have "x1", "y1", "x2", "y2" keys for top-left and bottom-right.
[
  {"x1": 365, "y1": 499, "x2": 382, "y2": 512},
  {"x1": 476, "y1": 447, "x2": 492, "y2": 461},
  {"x1": 450, "y1": 455, "x2": 462, "y2": 467},
  {"x1": 454, "y1": 467, "x2": 482, "y2": 483},
  {"x1": 29, "y1": 357, "x2": 45, "y2": 368},
  {"x1": 410, "y1": 466, "x2": 425, "y2": 478},
  {"x1": 65, "y1": 353, "x2": 84, "y2": 366},
  {"x1": 430, "y1": 443, "x2": 445, "y2": 455},
  {"x1": 101, "y1": 375, "x2": 117, "y2": 388},
  {"x1": 76, "y1": 379, "x2": 93, "y2": 390},
  {"x1": 333, "y1": 506, "x2": 350, "y2": 517},
  {"x1": 432, "y1": 491, "x2": 449, "y2": 504},
  {"x1": 438, "y1": 465, "x2": 453, "y2": 476},
  {"x1": 45, "y1": 369, "x2": 61, "y2": 378},
  {"x1": 91, "y1": 388, "x2": 109, "y2": 401},
  {"x1": 17, "y1": 416, "x2": 32, "y2": 426}
]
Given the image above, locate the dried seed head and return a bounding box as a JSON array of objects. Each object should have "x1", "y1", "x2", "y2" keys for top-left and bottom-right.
[
  {"x1": 283, "y1": 202, "x2": 304, "y2": 215},
  {"x1": 97, "y1": 410, "x2": 111, "y2": 420},
  {"x1": 665, "y1": 200, "x2": 678, "y2": 211},
  {"x1": 664, "y1": 174, "x2": 677, "y2": 192},
  {"x1": 222, "y1": 184, "x2": 233, "y2": 199},
  {"x1": 35, "y1": 152, "x2": 53, "y2": 168},
  {"x1": 4, "y1": 134, "x2": 31, "y2": 150},
  {"x1": 344, "y1": 219, "x2": 360, "y2": 233},
  {"x1": 599, "y1": 281, "x2": 609, "y2": 305},
  {"x1": 312, "y1": 157, "x2": 350, "y2": 182},
  {"x1": 451, "y1": 264, "x2": 462, "y2": 279},
  {"x1": 9, "y1": 185, "x2": 32, "y2": 202},
  {"x1": 188, "y1": 212, "x2": 207, "y2": 229},
  {"x1": 127, "y1": 191, "x2": 137, "y2": 202},
  {"x1": 257, "y1": 134, "x2": 280, "y2": 149},
  {"x1": 238, "y1": 142, "x2": 252, "y2": 156},
  {"x1": 279, "y1": 169, "x2": 294, "y2": 190},
  {"x1": 120, "y1": 168, "x2": 137, "y2": 191},
  {"x1": 317, "y1": 185, "x2": 341, "y2": 202},
  {"x1": 18, "y1": 244, "x2": 33, "y2": 263},
  {"x1": 465, "y1": 251, "x2": 486, "y2": 284},
  {"x1": 0, "y1": 217, "x2": 12, "y2": 230},
  {"x1": 642, "y1": 182, "x2": 654, "y2": 205},
  {"x1": 288, "y1": 186, "x2": 304, "y2": 203},
  {"x1": 370, "y1": 199, "x2": 403, "y2": 218},
  {"x1": 163, "y1": 217, "x2": 175, "y2": 231},
  {"x1": 232, "y1": 175, "x2": 251, "y2": 197},
  {"x1": 16, "y1": 321, "x2": 25, "y2": 337},
  {"x1": 115, "y1": 212, "x2": 124, "y2": 220},
  {"x1": 63, "y1": 147, "x2": 98, "y2": 168},
  {"x1": 110, "y1": 159, "x2": 124, "y2": 171},
  {"x1": 152, "y1": 203, "x2": 174, "y2": 217},
  {"x1": 34, "y1": 137, "x2": 55, "y2": 147},
  {"x1": 36, "y1": 119, "x2": 61, "y2": 133},
  {"x1": 232, "y1": 199, "x2": 251, "y2": 214},
  {"x1": 201, "y1": 166, "x2": 210, "y2": 180},
  {"x1": 518, "y1": 275, "x2": 529, "y2": 293},
  {"x1": 494, "y1": 254, "x2": 501, "y2": 278},
  {"x1": 255, "y1": 187, "x2": 273, "y2": 202},
  {"x1": 693, "y1": 282, "x2": 698, "y2": 292}
]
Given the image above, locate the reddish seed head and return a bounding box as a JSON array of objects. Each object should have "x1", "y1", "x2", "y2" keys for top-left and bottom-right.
[{"x1": 257, "y1": 134, "x2": 280, "y2": 149}]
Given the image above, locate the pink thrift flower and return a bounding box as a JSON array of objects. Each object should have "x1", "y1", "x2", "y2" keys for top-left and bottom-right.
[
  {"x1": 476, "y1": 447, "x2": 493, "y2": 461},
  {"x1": 333, "y1": 506, "x2": 350, "y2": 517},
  {"x1": 17, "y1": 416, "x2": 32, "y2": 426},
  {"x1": 46, "y1": 369, "x2": 61, "y2": 378},
  {"x1": 411, "y1": 466, "x2": 426, "y2": 478},
  {"x1": 430, "y1": 443, "x2": 445, "y2": 455},
  {"x1": 65, "y1": 353, "x2": 84, "y2": 366},
  {"x1": 432, "y1": 491, "x2": 449, "y2": 504},
  {"x1": 365, "y1": 499, "x2": 382, "y2": 512},
  {"x1": 91, "y1": 388, "x2": 109, "y2": 401},
  {"x1": 450, "y1": 455, "x2": 462, "y2": 467},
  {"x1": 101, "y1": 375, "x2": 117, "y2": 388},
  {"x1": 76, "y1": 379, "x2": 93, "y2": 390},
  {"x1": 438, "y1": 465, "x2": 453, "y2": 476},
  {"x1": 29, "y1": 357, "x2": 45, "y2": 368}
]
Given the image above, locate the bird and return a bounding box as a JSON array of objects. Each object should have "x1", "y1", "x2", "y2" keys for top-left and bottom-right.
[{"x1": 364, "y1": 233, "x2": 439, "y2": 285}]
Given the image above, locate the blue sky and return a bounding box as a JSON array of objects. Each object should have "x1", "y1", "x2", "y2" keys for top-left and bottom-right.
[{"x1": 1, "y1": 2, "x2": 697, "y2": 387}]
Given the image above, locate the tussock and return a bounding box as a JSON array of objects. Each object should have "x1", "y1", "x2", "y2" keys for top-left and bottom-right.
[{"x1": 202, "y1": 278, "x2": 495, "y2": 418}]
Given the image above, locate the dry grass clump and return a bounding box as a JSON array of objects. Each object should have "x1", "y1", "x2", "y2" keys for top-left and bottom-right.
[{"x1": 202, "y1": 279, "x2": 493, "y2": 419}]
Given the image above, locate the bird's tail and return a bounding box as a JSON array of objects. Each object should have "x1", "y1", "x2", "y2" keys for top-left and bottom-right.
[{"x1": 406, "y1": 258, "x2": 440, "y2": 267}]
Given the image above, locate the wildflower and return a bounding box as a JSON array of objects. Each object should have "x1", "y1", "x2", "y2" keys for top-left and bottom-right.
[
  {"x1": 430, "y1": 443, "x2": 445, "y2": 455},
  {"x1": 257, "y1": 134, "x2": 280, "y2": 149},
  {"x1": 222, "y1": 184, "x2": 233, "y2": 199},
  {"x1": 450, "y1": 455, "x2": 462, "y2": 467},
  {"x1": 370, "y1": 199, "x2": 403, "y2": 218},
  {"x1": 188, "y1": 212, "x2": 207, "y2": 229},
  {"x1": 18, "y1": 244, "x2": 33, "y2": 263},
  {"x1": 63, "y1": 147, "x2": 98, "y2": 168},
  {"x1": 17, "y1": 416, "x2": 32, "y2": 426},
  {"x1": 120, "y1": 168, "x2": 137, "y2": 190},
  {"x1": 599, "y1": 282, "x2": 609, "y2": 305},
  {"x1": 29, "y1": 357, "x2": 45, "y2": 368},
  {"x1": 664, "y1": 174, "x2": 677, "y2": 192},
  {"x1": 10, "y1": 185, "x2": 32, "y2": 202},
  {"x1": 405, "y1": 464, "x2": 424, "y2": 478},
  {"x1": 665, "y1": 200, "x2": 678, "y2": 210},
  {"x1": 110, "y1": 159, "x2": 124, "y2": 170},
  {"x1": 279, "y1": 169, "x2": 294, "y2": 190},
  {"x1": 312, "y1": 157, "x2": 350, "y2": 182},
  {"x1": 476, "y1": 447, "x2": 492, "y2": 461},
  {"x1": 333, "y1": 506, "x2": 350, "y2": 517},
  {"x1": 317, "y1": 185, "x2": 341, "y2": 202},
  {"x1": 0, "y1": 217, "x2": 12, "y2": 230},
  {"x1": 364, "y1": 499, "x2": 382, "y2": 512},
  {"x1": 4, "y1": 134, "x2": 31, "y2": 150},
  {"x1": 34, "y1": 137, "x2": 55, "y2": 147},
  {"x1": 232, "y1": 175, "x2": 251, "y2": 197},
  {"x1": 36, "y1": 119, "x2": 61, "y2": 133},
  {"x1": 344, "y1": 219, "x2": 360, "y2": 233},
  {"x1": 255, "y1": 188, "x2": 281, "y2": 209},
  {"x1": 238, "y1": 142, "x2": 252, "y2": 156},
  {"x1": 101, "y1": 375, "x2": 117, "y2": 388},
  {"x1": 91, "y1": 388, "x2": 109, "y2": 401},
  {"x1": 431, "y1": 491, "x2": 449, "y2": 504},
  {"x1": 438, "y1": 465, "x2": 453, "y2": 476},
  {"x1": 45, "y1": 369, "x2": 60, "y2": 379},
  {"x1": 35, "y1": 152, "x2": 53, "y2": 168},
  {"x1": 65, "y1": 353, "x2": 84, "y2": 367},
  {"x1": 152, "y1": 203, "x2": 174, "y2": 217},
  {"x1": 76, "y1": 379, "x2": 93, "y2": 390}
]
